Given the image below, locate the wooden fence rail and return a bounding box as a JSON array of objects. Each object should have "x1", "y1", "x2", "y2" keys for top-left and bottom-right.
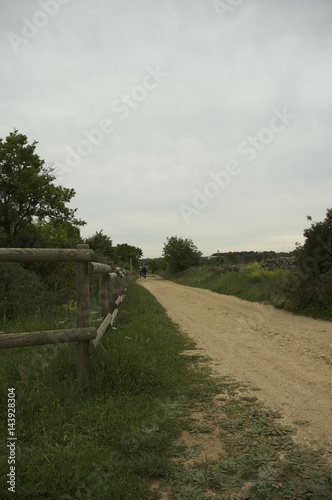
[
  {"x1": 0, "y1": 328, "x2": 97, "y2": 349},
  {"x1": 0, "y1": 244, "x2": 131, "y2": 387}
]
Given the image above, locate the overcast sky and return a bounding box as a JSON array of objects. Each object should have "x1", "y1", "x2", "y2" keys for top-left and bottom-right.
[{"x1": 1, "y1": 0, "x2": 331, "y2": 257}]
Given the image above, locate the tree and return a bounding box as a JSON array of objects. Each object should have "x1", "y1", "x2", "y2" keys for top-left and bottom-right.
[
  {"x1": 0, "y1": 129, "x2": 85, "y2": 246},
  {"x1": 162, "y1": 236, "x2": 202, "y2": 272},
  {"x1": 295, "y1": 209, "x2": 332, "y2": 276},
  {"x1": 84, "y1": 230, "x2": 114, "y2": 259},
  {"x1": 84, "y1": 232, "x2": 143, "y2": 268},
  {"x1": 34, "y1": 220, "x2": 82, "y2": 248},
  {"x1": 144, "y1": 257, "x2": 166, "y2": 273},
  {"x1": 114, "y1": 243, "x2": 143, "y2": 268}
]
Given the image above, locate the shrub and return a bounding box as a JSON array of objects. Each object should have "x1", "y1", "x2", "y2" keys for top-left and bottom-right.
[
  {"x1": 287, "y1": 272, "x2": 332, "y2": 318},
  {"x1": 0, "y1": 263, "x2": 52, "y2": 325}
]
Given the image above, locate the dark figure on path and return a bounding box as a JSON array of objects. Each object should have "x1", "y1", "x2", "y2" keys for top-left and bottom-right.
[{"x1": 142, "y1": 266, "x2": 147, "y2": 278}]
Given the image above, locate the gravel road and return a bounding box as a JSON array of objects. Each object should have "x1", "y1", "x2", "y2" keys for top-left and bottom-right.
[{"x1": 139, "y1": 276, "x2": 332, "y2": 458}]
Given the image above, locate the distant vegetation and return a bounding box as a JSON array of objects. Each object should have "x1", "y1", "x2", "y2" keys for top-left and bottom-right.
[
  {"x1": 0, "y1": 130, "x2": 142, "y2": 328},
  {"x1": 162, "y1": 236, "x2": 202, "y2": 272},
  {"x1": 154, "y1": 211, "x2": 332, "y2": 320},
  {"x1": 2, "y1": 128, "x2": 331, "y2": 323},
  {"x1": 159, "y1": 259, "x2": 332, "y2": 320}
]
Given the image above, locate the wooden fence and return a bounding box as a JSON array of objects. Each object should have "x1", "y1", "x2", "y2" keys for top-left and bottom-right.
[{"x1": 0, "y1": 244, "x2": 131, "y2": 386}]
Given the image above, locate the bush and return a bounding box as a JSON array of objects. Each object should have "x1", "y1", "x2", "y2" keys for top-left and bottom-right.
[
  {"x1": 287, "y1": 272, "x2": 332, "y2": 318},
  {"x1": 162, "y1": 236, "x2": 202, "y2": 272},
  {"x1": 0, "y1": 263, "x2": 52, "y2": 325},
  {"x1": 295, "y1": 210, "x2": 332, "y2": 277}
]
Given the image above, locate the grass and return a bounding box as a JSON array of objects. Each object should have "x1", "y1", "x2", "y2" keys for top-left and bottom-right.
[
  {"x1": 1, "y1": 281, "x2": 332, "y2": 498},
  {"x1": 168, "y1": 384, "x2": 332, "y2": 499},
  {"x1": 0, "y1": 282, "x2": 194, "y2": 498}
]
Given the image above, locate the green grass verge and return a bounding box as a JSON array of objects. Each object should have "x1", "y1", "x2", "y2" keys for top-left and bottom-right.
[
  {"x1": 1, "y1": 281, "x2": 332, "y2": 499},
  {"x1": 0, "y1": 282, "x2": 195, "y2": 499}
]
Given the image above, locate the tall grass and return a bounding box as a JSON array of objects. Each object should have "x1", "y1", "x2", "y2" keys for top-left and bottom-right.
[{"x1": 0, "y1": 282, "x2": 195, "y2": 499}]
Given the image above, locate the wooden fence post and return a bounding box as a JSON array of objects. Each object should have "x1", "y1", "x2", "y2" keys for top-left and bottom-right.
[
  {"x1": 99, "y1": 257, "x2": 111, "y2": 317},
  {"x1": 109, "y1": 272, "x2": 117, "y2": 313},
  {"x1": 76, "y1": 244, "x2": 90, "y2": 387}
]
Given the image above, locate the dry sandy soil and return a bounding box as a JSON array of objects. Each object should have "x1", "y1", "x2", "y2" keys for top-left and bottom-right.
[{"x1": 139, "y1": 276, "x2": 332, "y2": 459}]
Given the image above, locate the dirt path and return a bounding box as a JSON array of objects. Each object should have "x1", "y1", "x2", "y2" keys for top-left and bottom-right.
[{"x1": 139, "y1": 276, "x2": 332, "y2": 457}]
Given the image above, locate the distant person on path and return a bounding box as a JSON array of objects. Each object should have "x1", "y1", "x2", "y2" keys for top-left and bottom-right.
[{"x1": 142, "y1": 266, "x2": 147, "y2": 278}]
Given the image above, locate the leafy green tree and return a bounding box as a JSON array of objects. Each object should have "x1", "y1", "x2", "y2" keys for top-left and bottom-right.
[
  {"x1": 34, "y1": 220, "x2": 82, "y2": 248},
  {"x1": 295, "y1": 209, "x2": 332, "y2": 276},
  {"x1": 0, "y1": 129, "x2": 85, "y2": 246},
  {"x1": 287, "y1": 210, "x2": 332, "y2": 317},
  {"x1": 144, "y1": 257, "x2": 166, "y2": 273},
  {"x1": 114, "y1": 243, "x2": 143, "y2": 268},
  {"x1": 9, "y1": 220, "x2": 82, "y2": 249},
  {"x1": 84, "y1": 232, "x2": 143, "y2": 268},
  {"x1": 162, "y1": 236, "x2": 202, "y2": 272},
  {"x1": 84, "y1": 230, "x2": 114, "y2": 259}
]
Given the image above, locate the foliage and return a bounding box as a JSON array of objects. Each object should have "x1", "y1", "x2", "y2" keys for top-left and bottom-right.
[
  {"x1": 289, "y1": 210, "x2": 332, "y2": 318},
  {"x1": 0, "y1": 129, "x2": 85, "y2": 246},
  {"x1": 0, "y1": 263, "x2": 52, "y2": 326},
  {"x1": 0, "y1": 283, "x2": 193, "y2": 498},
  {"x1": 295, "y1": 209, "x2": 332, "y2": 277},
  {"x1": 162, "y1": 236, "x2": 202, "y2": 273},
  {"x1": 287, "y1": 273, "x2": 332, "y2": 319},
  {"x1": 33, "y1": 220, "x2": 82, "y2": 248},
  {"x1": 143, "y1": 257, "x2": 167, "y2": 273},
  {"x1": 14, "y1": 220, "x2": 82, "y2": 312},
  {"x1": 208, "y1": 250, "x2": 294, "y2": 265},
  {"x1": 0, "y1": 219, "x2": 81, "y2": 249},
  {"x1": 114, "y1": 243, "x2": 143, "y2": 268},
  {"x1": 84, "y1": 230, "x2": 114, "y2": 259},
  {"x1": 83, "y1": 231, "x2": 143, "y2": 268}
]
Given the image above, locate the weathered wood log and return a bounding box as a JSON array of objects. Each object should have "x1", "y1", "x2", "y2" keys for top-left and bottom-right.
[
  {"x1": 0, "y1": 248, "x2": 95, "y2": 262},
  {"x1": 76, "y1": 244, "x2": 91, "y2": 387},
  {"x1": 89, "y1": 307, "x2": 120, "y2": 354},
  {"x1": 109, "y1": 273, "x2": 118, "y2": 313},
  {"x1": 0, "y1": 328, "x2": 97, "y2": 349},
  {"x1": 111, "y1": 308, "x2": 118, "y2": 322},
  {"x1": 88, "y1": 261, "x2": 113, "y2": 274},
  {"x1": 89, "y1": 313, "x2": 112, "y2": 354},
  {"x1": 114, "y1": 294, "x2": 125, "y2": 308},
  {"x1": 99, "y1": 274, "x2": 111, "y2": 318}
]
